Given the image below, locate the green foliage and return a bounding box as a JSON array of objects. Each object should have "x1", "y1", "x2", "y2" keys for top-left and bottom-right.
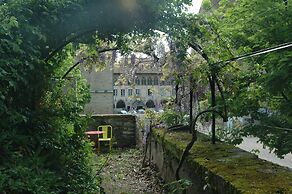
[
  {"x1": 160, "y1": 109, "x2": 182, "y2": 127},
  {"x1": 207, "y1": 0, "x2": 292, "y2": 156},
  {"x1": 163, "y1": 179, "x2": 192, "y2": 194},
  {"x1": 216, "y1": 119, "x2": 245, "y2": 145},
  {"x1": 168, "y1": 0, "x2": 292, "y2": 156},
  {"x1": 0, "y1": 0, "x2": 192, "y2": 193},
  {"x1": 145, "y1": 109, "x2": 159, "y2": 124},
  {"x1": 243, "y1": 113, "x2": 292, "y2": 157}
]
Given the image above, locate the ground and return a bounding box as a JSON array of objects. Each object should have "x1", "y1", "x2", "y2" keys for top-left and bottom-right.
[{"x1": 96, "y1": 148, "x2": 165, "y2": 194}]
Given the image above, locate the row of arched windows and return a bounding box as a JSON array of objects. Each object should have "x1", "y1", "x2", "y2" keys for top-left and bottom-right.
[
  {"x1": 114, "y1": 75, "x2": 172, "y2": 86},
  {"x1": 135, "y1": 76, "x2": 159, "y2": 86},
  {"x1": 115, "y1": 100, "x2": 155, "y2": 109}
]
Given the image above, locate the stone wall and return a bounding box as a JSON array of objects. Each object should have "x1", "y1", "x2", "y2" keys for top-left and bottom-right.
[
  {"x1": 87, "y1": 114, "x2": 136, "y2": 147},
  {"x1": 81, "y1": 65, "x2": 114, "y2": 114},
  {"x1": 149, "y1": 128, "x2": 292, "y2": 194}
]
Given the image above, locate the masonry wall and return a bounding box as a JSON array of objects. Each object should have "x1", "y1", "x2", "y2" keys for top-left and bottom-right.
[
  {"x1": 87, "y1": 114, "x2": 136, "y2": 147},
  {"x1": 149, "y1": 128, "x2": 292, "y2": 194},
  {"x1": 81, "y1": 66, "x2": 114, "y2": 114}
]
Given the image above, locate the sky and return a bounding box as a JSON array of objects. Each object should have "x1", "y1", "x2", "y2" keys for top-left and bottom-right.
[{"x1": 188, "y1": 0, "x2": 203, "y2": 14}]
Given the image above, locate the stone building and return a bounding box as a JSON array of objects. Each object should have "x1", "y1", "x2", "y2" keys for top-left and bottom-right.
[
  {"x1": 82, "y1": 53, "x2": 174, "y2": 114},
  {"x1": 113, "y1": 56, "x2": 174, "y2": 113},
  {"x1": 81, "y1": 52, "x2": 116, "y2": 114},
  {"x1": 81, "y1": 64, "x2": 114, "y2": 114}
]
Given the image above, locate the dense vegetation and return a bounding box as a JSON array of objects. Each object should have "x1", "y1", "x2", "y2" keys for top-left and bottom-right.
[
  {"x1": 161, "y1": 0, "x2": 292, "y2": 157},
  {"x1": 0, "y1": 0, "x2": 191, "y2": 193},
  {"x1": 0, "y1": 0, "x2": 291, "y2": 193}
]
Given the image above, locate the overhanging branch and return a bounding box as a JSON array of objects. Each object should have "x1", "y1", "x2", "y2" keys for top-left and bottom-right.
[
  {"x1": 45, "y1": 28, "x2": 99, "y2": 62},
  {"x1": 62, "y1": 47, "x2": 118, "y2": 79},
  {"x1": 175, "y1": 109, "x2": 225, "y2": 181}
]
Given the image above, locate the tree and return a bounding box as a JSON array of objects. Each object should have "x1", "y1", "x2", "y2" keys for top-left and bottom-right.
[
  {"x1": 0, "y1": 0, "x2": 192, "y2": 193},
  {"x1": 181, "y1": 0, "x2": 292, "y2": 156}
]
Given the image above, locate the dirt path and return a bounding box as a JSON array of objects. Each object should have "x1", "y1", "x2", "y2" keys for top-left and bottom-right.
[{"x1": 98, "y1": 148, "x2": 165, "y2": 194}]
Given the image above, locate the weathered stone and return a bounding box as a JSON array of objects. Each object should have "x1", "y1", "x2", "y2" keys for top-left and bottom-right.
[{"x1": 149, "y1": 128, "x2": 292, "y2": 194}]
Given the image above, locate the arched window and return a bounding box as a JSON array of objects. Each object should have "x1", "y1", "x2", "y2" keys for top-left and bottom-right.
[
  {"x1": 113, "y1": 76, "x2": 118, "y2": 86},
  {"x1": 146, "y1": 100, "x2": 155, "y2": 108},
  {"x1": 154, "y1": 77, "x2": 158, "y2": 85},
  {"x1": 141, "y1": 77, "x2": 146, "y2": 85},
  {"x1": 116, "y1": 100, "x2": 126, "y2": 109},
  {"x1": 133, "y1": 100, "x2": 145, "y2": 110},
  {"x1": 135, "y1": 78, "x2": 140, "y2": 85},
  {"x1": 147, "y1": 77, "x2": 153, "y2": 85}
]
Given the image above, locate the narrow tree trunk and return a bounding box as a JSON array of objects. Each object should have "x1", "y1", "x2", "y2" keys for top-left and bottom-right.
[
  {"x1": 210, "y1": 74, "x2": 216, "y2": 144},
  {"x1": 189, "y1": 75, "x2": 193, "y2": 133}
]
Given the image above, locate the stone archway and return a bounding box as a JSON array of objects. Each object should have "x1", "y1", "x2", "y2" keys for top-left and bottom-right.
[
  {"x1": 133, "y1": 100, "x2": 145, "y2": 110},
  {"x1": 116, "y1": 100, "x2": 126, "y2": 109},
  {"x1": 146, "y1": 100, "x2": 155, "y2": 108}
]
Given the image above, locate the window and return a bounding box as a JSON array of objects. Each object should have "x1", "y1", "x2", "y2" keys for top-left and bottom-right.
[
  {"x1": 135, "y1": 78, "x2": 140, "y2": 85},
  {"x1": 128, "y1": 89, "x2": 133, "y2": 96},
  {"x1": 113, "y1": 76, "x2": 118, "y2": 86},
  {"x1": 121, "y1": 89, "x2": 125, "y2": 96},
  {"x1": 116, "y1": 100, "x2": 126, "y2": 108},
  {"x1": 147, "y1": 77, "x2": 153, "y2": 85},
  {"x1": 135, "y1": 89, "x2": 140, "y2": 96},
  {"x1": 154, "y1": 77, "x2": 158, "y2": 85},
  {"x1": 146, "y1": 100, "x2": 155, "y2": 108},
  {"x1": 113, "y1": 89, "x2": 117, "y2": 96},
  {"x1": 141, "y1": 77, "x2": 146, "y2": 85},
  {"x1": 148, "y1": 89, "x2": 152, "y2": 96}
]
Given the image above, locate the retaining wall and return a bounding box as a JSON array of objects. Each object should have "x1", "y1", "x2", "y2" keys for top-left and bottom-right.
[{"x1": 149, "y1": 128, "x2": 292, "y2": 194}]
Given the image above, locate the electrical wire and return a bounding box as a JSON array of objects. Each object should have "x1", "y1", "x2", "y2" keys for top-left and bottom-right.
[
  {"x1": 214, "y1": 41, "x2": 292, "y2": 66},
  {"x1": 255, "y1": 124, "x2": 292, "y2": 132}
]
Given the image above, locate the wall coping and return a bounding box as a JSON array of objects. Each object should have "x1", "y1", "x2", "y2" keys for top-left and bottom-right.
[{"x1": 152, "y1": 128, "x2": 292, "y2": 193}]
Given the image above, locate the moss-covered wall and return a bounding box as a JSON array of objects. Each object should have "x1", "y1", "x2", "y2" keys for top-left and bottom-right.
[
  {"x1": 150, "y1": 128, "x2": 292, "y2": 194},
  {"x1": 87, "y1": 114, "x2": 136, "y2": 147}
]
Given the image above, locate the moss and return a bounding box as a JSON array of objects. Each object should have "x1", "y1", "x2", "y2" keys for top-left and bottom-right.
[{"x1": 152, "y1": 128, "x2": 292, "y2": 194}]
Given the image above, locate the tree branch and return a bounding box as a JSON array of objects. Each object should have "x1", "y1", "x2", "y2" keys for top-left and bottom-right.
[
  {"x1": 188, "y1": 42, "x2": 210, "y2": 63},
  {"x1": 45, "y1": 28, "x2": 99, "y2": 62},
  {"x1": 281, "y1": 91, "x2": 289, "y2": 101},
  {"x1": 175, "y1": 109, "x2": 225, "y2": 181},
  {"x1": 215, "y1": 74, "x2": 228, "y2": 122},
  {"x1": 62, "y1": 47, "x2": 118, "y2": 79}
]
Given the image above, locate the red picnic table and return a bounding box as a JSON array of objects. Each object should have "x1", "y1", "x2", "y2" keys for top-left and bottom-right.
[
  {"x1": 85, "y1": 130, "x2": 104, "y2": 151},
  {"x1": 85, "y1": 131, "x2": 104, "y2": 135}
]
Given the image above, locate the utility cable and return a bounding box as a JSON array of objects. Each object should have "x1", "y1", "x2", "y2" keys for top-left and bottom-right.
[
  {"x1": 254, "y1": 124, "x2": 292, "y2": 132},
  {"x1": 214, "y1": 42, "x2": 292, "y2": 67}
]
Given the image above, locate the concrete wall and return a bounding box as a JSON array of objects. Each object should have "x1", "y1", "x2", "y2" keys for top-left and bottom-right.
[
  {"x1": 149, "y1": 128, "x2": 292, "y2": 194},
  {"x1": 87, "y1": 114, "x2": 136, "y2": 147}
]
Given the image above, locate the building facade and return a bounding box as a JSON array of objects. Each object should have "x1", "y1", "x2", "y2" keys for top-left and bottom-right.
[
  {"x1": 113, "y1": 56, "x2": 174, "y2": 113},
  {"x1": 113, "y1": 73, "x2": 174, "y2": 113},
  {"x1": 82, "y1": 54, "x2": 174, "y2": 114}
]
